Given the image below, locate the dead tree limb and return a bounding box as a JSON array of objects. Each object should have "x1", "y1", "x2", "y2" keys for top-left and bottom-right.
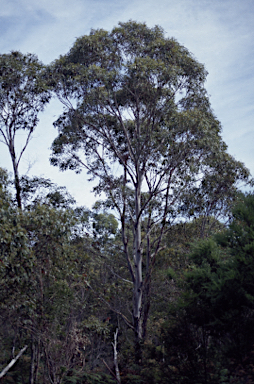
[
  {"x1": 112, "y1": 328, "x2": 121, "y2": 383},
  {"x1": 0, "y1": 345, "x2": 28, "y2": 378}
]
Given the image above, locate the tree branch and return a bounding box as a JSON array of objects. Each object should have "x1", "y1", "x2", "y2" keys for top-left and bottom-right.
[{"x1": 0, "y1": 345, "x2": 28, "y2": 378}]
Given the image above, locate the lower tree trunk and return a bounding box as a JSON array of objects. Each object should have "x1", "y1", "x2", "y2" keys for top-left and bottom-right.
[
  {"x1": 14, "y1": 173, "x2": 22, "y2": 209},
  {"x1": 112, "y1": 328, "x2": 121, "y2": 383},
  {"x1": 134, "y1": 338, "x2": 142, "y2": 366},
  {"x1": 133, "y1": 181, "x2": 143, "y2": 364},
  {"x1": 10, "y1": 147, "x2": 22, "y2": 209},
  {"x1": 133, "y1": 307, "x2": 142, "y2": 364},
  {"x1": 29, "y1": 338, "x2": 40, "y2": 384}
]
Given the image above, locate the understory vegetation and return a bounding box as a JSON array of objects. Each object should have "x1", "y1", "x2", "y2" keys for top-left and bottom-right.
[{"x1": 1, "y1": 171, "x2": 254, "y2": 383}]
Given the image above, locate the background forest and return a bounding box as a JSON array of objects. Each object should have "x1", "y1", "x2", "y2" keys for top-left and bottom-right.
[{"x1": 0, "y1": 21, "x2": 254, "y2": 384}]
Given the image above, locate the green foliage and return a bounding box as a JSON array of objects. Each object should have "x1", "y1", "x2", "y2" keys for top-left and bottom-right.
[
  {"x1": 76, "y1": 372, "x2": 115, "y2": 384},
  {"x1": 0, "y1": 170, "x2": 35, "y2": 318},
  {"x1": 93, "y1": 212, "x2": 118, "y2": 236},
  {"x1": 20, "y1": 175, "x2": 76, "y2": 209},
  {"x1": 0, "y1": 170, "x2": 101, "y2": 382},
  {"x1": 156, "y1": 193, "x2": 254, "y2": 383},
  {"x1": 184, "y1": 194, "x2": 254, "y2": 336}
]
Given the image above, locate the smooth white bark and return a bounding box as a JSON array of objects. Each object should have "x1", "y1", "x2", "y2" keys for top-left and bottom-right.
[{"x1": 0, "y1": 345, "x2": 28, "y2": 378}]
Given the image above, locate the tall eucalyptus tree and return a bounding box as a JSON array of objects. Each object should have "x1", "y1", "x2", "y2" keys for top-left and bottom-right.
[
  {"x1": 49, "y1": 21, "x2": 249, "y2": 350},
  {"x1": 0, "y1": 51, "x2": 50, "y2": 208}
]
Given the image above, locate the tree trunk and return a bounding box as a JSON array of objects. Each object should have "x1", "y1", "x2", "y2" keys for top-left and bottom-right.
[
  {"x1": 133, "y1": 180, "x2": 143, "y2": 362},
  {"x1": 29, "y1": 338, "x2": 40, "y2": 384},
  {"x1": 14, "y1": 172, "x2": 22, "y2": 209},
  {"x1": 10, "y1": 141, "x2": 22, "y2": 209},
  {"x1": 112, "y1": 328, "x2": 121, "y2": 383}
]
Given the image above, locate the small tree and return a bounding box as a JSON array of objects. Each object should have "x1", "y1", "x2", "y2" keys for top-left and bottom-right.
[
  {"x1": 169, "y1": 193, "x2": 254, "y2": 382},
  {"x1": 0, "y1": 51, "x2": 51, "y2": 208},
  {"x1": 50, "y1": 21, "x2": 250, "y2": 354}
]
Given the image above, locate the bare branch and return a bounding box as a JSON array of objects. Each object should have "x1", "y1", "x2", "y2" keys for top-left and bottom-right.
[{"x1": 0, "y1": 345, "x2": 28, "y2": 378}]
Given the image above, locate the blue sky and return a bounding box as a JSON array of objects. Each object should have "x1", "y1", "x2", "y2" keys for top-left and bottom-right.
[{"x1": 0, "y1": 0, "x2": 253, "y2": 207}]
